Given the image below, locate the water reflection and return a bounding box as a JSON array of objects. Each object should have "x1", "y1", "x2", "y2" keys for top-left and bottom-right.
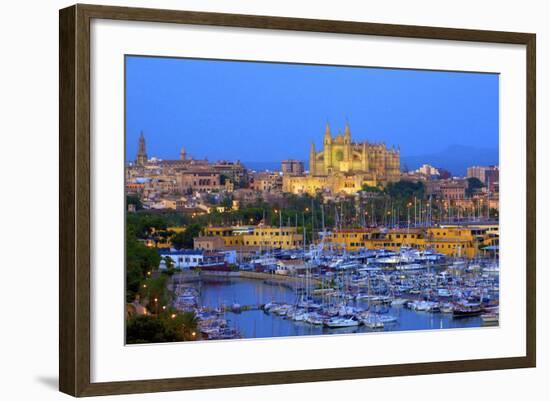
[{"x1": 195, "y1": 278, "x2": 484, "y2": 340}]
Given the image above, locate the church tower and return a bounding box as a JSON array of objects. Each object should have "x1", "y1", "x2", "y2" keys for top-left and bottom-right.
[
  {"x1": 343, "y1": 122, "x2": 351, "y2": 162},
  {"x1": 136, "y1": 131, "x2": 148, "y2": 166},
  {"x1": 323, "y1": 123, "x2": 332, "y2": 174},
  {"x1": 309, "y1": 142, "x2": 317, "y2": 175},
  {"x1": 180, "y1": 146, "x2": 187, "y2": 161}
]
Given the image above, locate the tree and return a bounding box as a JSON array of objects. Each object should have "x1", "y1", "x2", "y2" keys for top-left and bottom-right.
[
  {"x1": 126, "y1": 234, "x2": 161, "y2": 302},
  {"x1": 171, "y1": 224, "x2": 203, "y2": 249},
  {"x1": 126, "y1": 315, "x2": 185, "y2": 344},
  {"x1": 361, "y1": 184, "x2": 382, "y2": 193},
  {"x1": 220, "y1": 195, "x2": 233, "y2": 209},
  {"x1": 385, "y1": 180, "x2": 425, "y2": 200},
  {"x1": 126, "y1": 194, "x2": 143, "y2": 210},
  {"x1": 466, "y1": 177, "x2": 484, "y2": 197},
  {"x1": 178, "y1": 311, "x2": 199, "y2": 340}
]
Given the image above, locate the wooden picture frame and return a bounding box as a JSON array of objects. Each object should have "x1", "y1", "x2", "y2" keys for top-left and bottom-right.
[{"x1": 59, "y1": 3, "x2": 536, "y2": 397}]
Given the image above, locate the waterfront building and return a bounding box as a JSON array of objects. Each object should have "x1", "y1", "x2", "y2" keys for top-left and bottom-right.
[
  {"x1": 159, "y1": 249, "x2": 204, "y2": 269},
  {"x1": 203, "y1": 226, "x2": 251, "y2": 247},
  {"x1": 203, "y1": 225, "x2": 303, "y2": 250},
  {"x1": 193, "y1": 236, "x2": 225, "y2": 251},
  {"x1": 324, "y1": 225, "x2": 497, "y2": 258},
  {"x1": 282, "y1": 123, "x2": 400, "y2": 195},
  {"x1": 158, "y1": 248, "x2": 236, "y2": 269},
  {"x1": 242, "y1": 226, "x2": 303, "y2": 249}
]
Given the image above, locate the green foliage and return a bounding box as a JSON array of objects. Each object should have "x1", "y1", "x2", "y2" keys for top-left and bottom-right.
[
  {"x1": 361, "y1": 184, "x2": 382, "y2": 193},
  {"x1": 140, "y1": 274, "x2": 171, "y2": 312},
  {"x1": 126, "y1": 234, "x2": 161, "y2": 303},
  {"x1": 385, "y1": 180, "x2": 425, "y2": 200},
  {"x1": 219, "y1": 173, "x2": 230, "y2": 185},
  {"x1": 466, "y1": 177, "x2": 485, "y2": 197},
  {"x1": 179, "y1": 311, "x2": 199, "y2": 339},
  {"x1": 127, "y1": 213, "x2": 168, "y2": 239},
  {"x1": 171, "y1": 224, "x2": 203, "y2": 249},
  {"x1": 126, "y1": 194, "x2": 143, "y2": 210},
  {"x1": 220, "y1": 195, "x2": 233, "y2": 209},
  {"x1": 126, "y1": 315, "x2": 184, "y2": 344},
  {"x1": 163, "y1": 256, "x2": 174, "y2": 269}
]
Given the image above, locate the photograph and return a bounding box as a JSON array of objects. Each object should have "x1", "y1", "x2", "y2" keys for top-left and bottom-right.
[{"x1": 124, "y1": 55, "x2": 500, "y2": 343}]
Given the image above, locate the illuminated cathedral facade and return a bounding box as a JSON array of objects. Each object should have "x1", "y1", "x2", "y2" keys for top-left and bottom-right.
[{"x1": 283, "y1": 123, "x2": 401, "y2": 195}]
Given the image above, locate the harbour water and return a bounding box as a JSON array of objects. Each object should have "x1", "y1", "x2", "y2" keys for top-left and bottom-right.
[{"x1": 194, "y1": 278, "x2": 485, "y2": 339}]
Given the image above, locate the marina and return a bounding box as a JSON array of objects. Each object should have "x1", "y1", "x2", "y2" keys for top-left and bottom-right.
[{"x1": 169, "y1": 246, "x2": 499, "y2": 340}]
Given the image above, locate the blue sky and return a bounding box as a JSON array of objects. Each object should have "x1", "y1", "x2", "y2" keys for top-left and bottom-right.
[{"x1": 125, "y1": 56, "x2": 499, "y2": 166}]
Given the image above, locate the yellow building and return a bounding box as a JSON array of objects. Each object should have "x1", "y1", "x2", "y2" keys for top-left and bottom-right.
[
  {"x1": 242, "y1": 226, "x2": 303, "y2": 249},
  {"x1": 325, "y1": 225, "x2": 494, "y2": 259},
  {"x1": 203, "y1": 225, "x2": 303, "y2": 250},
  {"x1": 283, "y1": 123, "x2": 400, "y2": 195},
  {"x1": 203, "y1": 226, "x2": 249, "y2": 247},
  {"x1": 424, "y1": 227, "x2": 477, "y2": 258}
]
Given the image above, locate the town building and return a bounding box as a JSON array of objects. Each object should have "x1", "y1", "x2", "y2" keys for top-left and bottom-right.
[
  {"x1": 281, "y1": 159, "x2": 305, "y2": 175},
  {"x1": 425, "y1": 179, "x2": 467, "y2": 200},
  {"x1": 467, "y1": 165, "x2": 499, "y2": 186},
  {"x1": 176, "y1": 170, "x2": 222, "y2": 193},
  {"x1": 414, "y1": 164, "x2": 440, "y2": 178},
  {"x1": 250, "y1": 172, "x2": 283, "y2": 192}
]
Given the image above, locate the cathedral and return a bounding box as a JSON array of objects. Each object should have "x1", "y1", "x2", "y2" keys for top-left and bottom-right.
[{"x1": 283, "y1": 123, "x2": 401, "y2": 195}]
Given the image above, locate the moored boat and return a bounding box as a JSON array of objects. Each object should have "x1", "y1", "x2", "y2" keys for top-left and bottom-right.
[{"x1": 324, "y1": 316, "x2": 360, "y2": 328}]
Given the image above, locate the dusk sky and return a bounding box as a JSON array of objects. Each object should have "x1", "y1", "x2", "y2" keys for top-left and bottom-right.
[{"x1": 125, "y1": 55, "x2": 499, "y2": 168}]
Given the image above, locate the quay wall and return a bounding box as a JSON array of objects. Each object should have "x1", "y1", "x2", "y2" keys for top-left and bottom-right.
[
  {"x1": 169, "y1": 270, "x2": 320, "y2": 286},
  {"x1": 239, "y1": 271, "x2": 321, "y2": 286}
]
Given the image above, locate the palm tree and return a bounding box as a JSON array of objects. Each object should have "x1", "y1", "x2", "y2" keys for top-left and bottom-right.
[{"x1": 180, "y1": 311, "x2": 199, "y2": 340}]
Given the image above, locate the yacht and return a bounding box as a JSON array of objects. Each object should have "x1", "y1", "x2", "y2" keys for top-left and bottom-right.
[{"x1": 324, "y1": 316, "x2": 360, "y2": 328}]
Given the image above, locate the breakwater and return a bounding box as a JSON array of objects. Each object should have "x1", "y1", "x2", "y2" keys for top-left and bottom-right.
[{"x1": 170, "y1": 270, "x2": 321, "y2": 288}]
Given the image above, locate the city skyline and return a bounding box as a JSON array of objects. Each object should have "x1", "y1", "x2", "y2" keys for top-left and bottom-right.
[{"x1": 125, "y1": 56, "x2": 499, "y2": 171}]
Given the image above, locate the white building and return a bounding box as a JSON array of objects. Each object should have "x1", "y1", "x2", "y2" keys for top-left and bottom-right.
[
  {"x1": 415, "y1": 164, "x2": 440, "y2": 177},
  {"x1": 159, "y1": 250, "x2": 203, "y2": 270}
]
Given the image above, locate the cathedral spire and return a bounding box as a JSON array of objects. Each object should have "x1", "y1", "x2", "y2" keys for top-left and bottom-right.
[
  {"x1": 324, "y1": 122, "x2": 331, "y2": 143},
  {"x1": 309, "y1": 141, "x2": 317, "y2": 175}
]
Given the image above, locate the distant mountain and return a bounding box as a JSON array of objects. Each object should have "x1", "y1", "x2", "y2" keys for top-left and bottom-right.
[{"x1": 401, "y1": 145, "x2": 499, "y2": 176}]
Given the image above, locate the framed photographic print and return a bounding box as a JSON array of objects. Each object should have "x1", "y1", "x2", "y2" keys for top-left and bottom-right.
[{"x1": 59, "y1": 4, "x2": 536, "y2": 397}]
